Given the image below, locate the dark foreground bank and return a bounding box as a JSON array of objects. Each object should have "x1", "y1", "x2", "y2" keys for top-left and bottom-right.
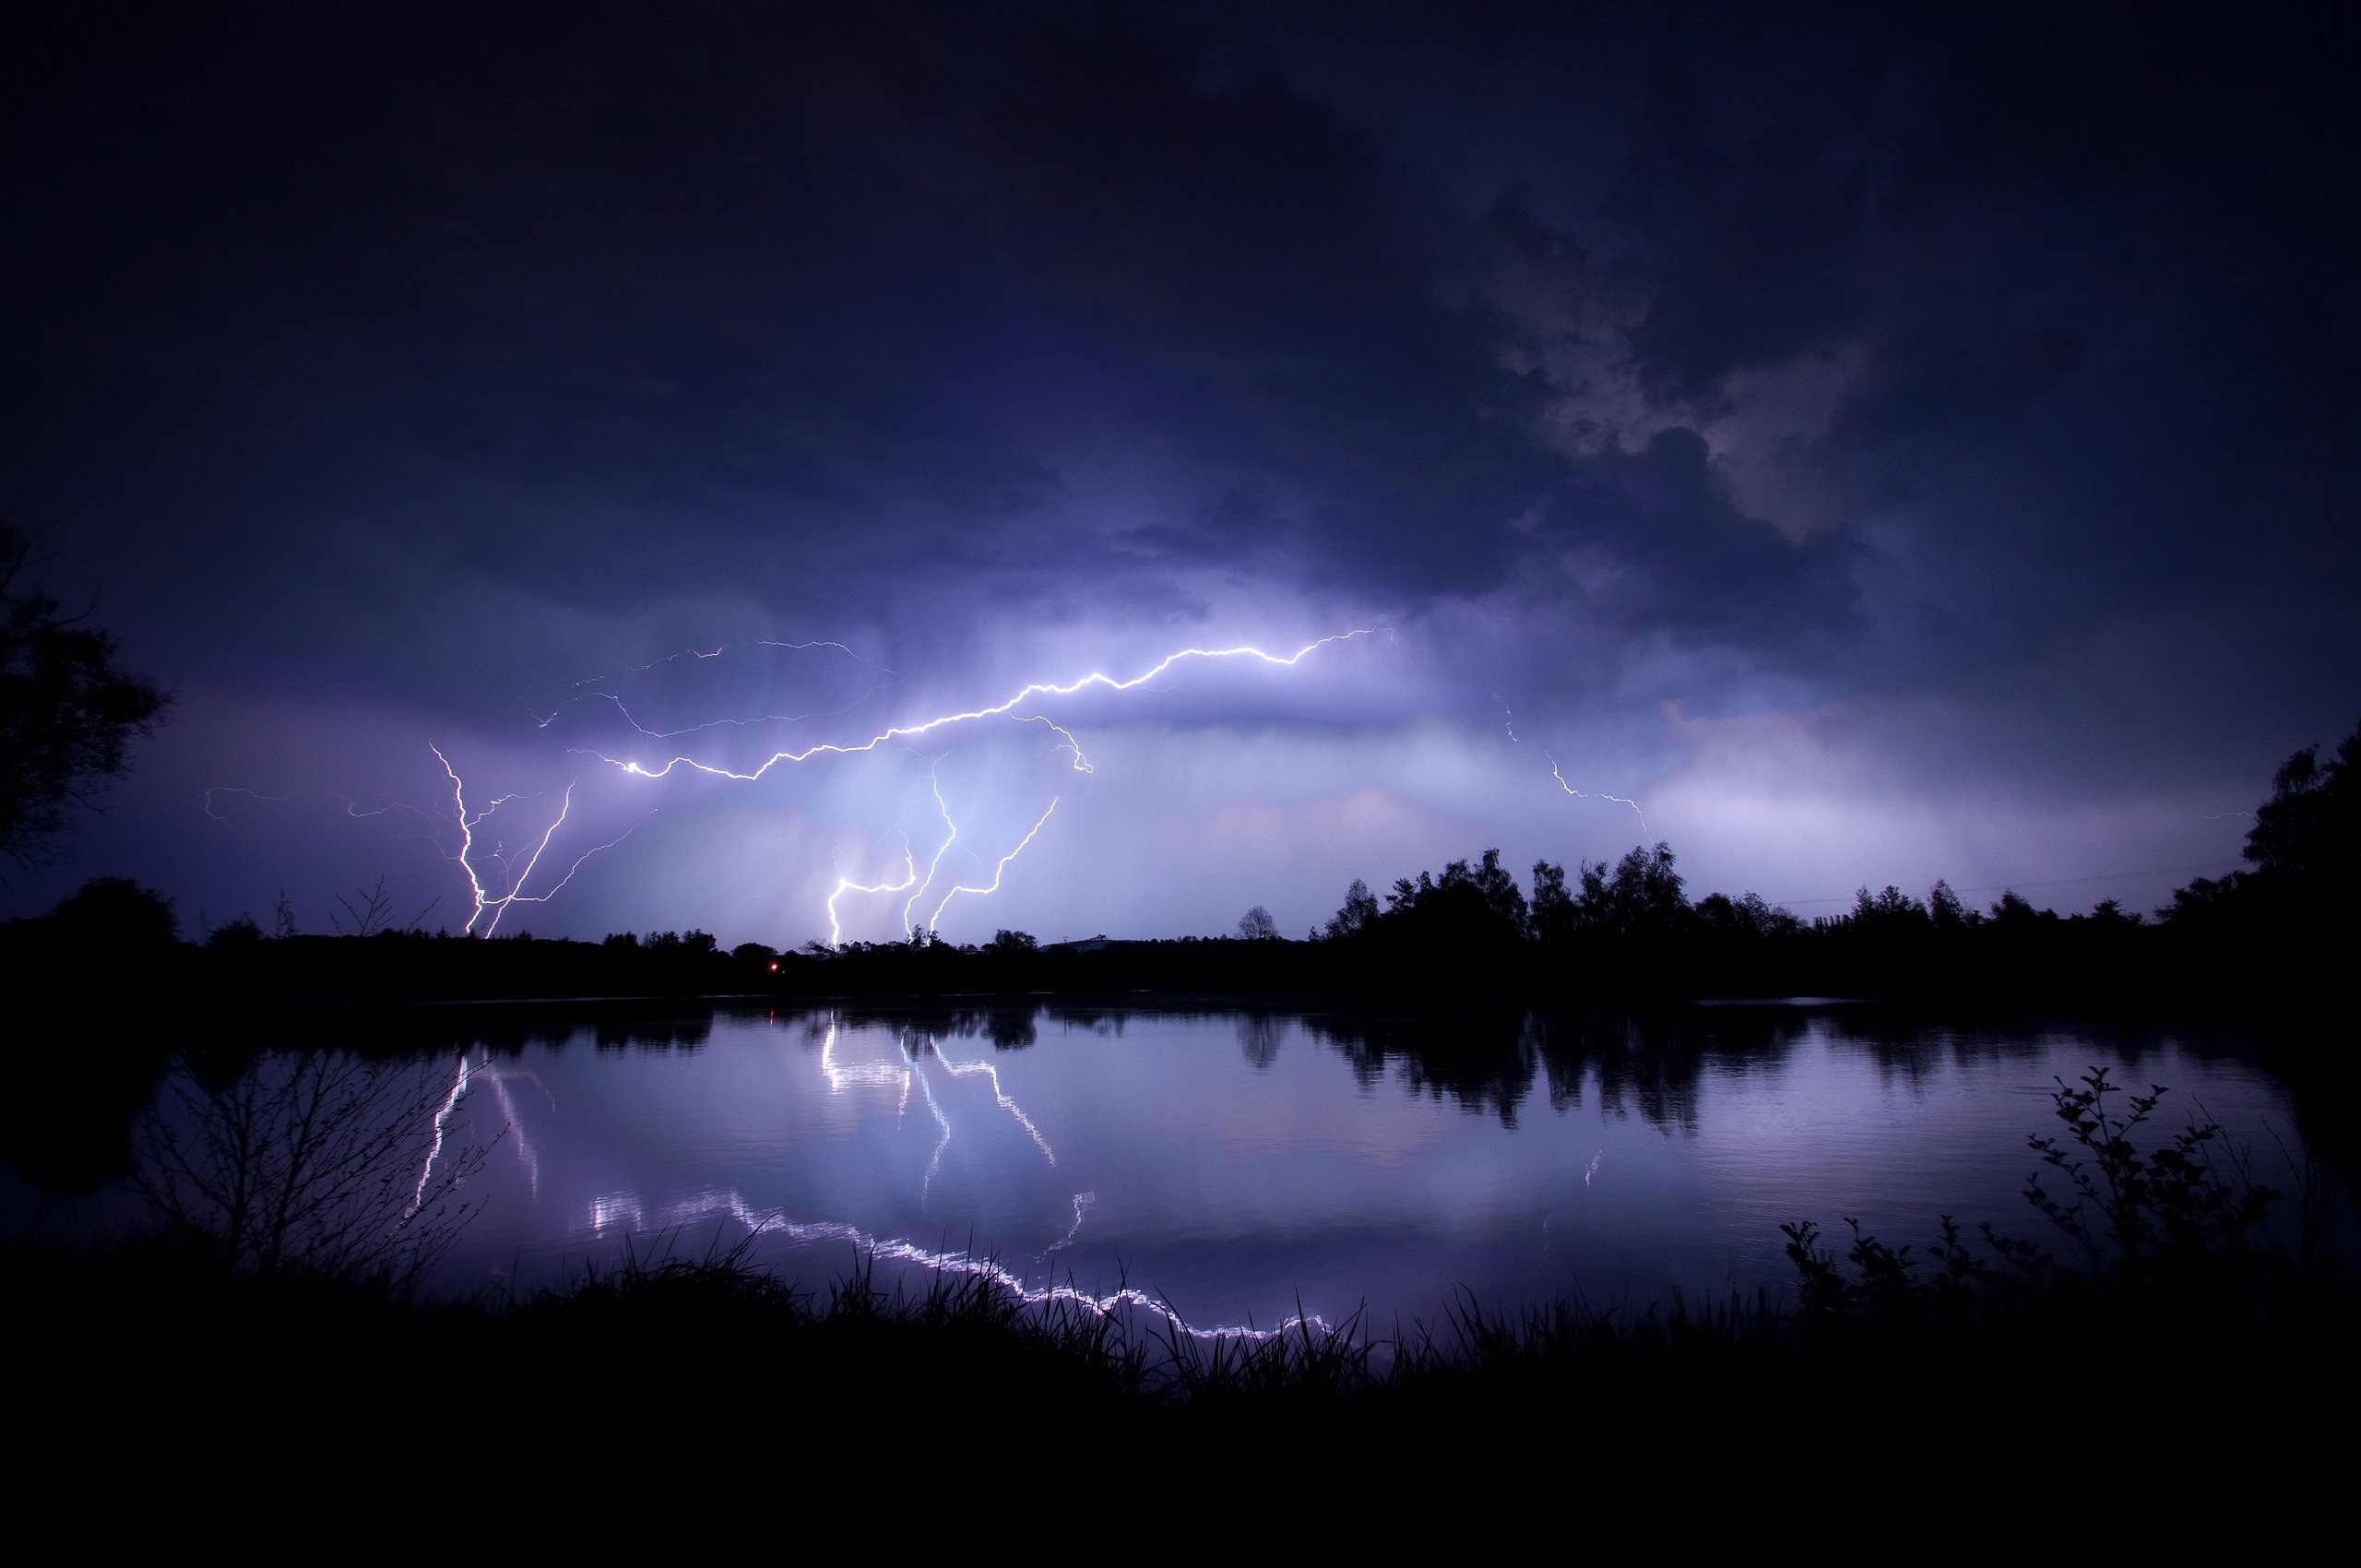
[{"x1": 14, "y1": 1224, "x2": 2347, "y2": 1515}]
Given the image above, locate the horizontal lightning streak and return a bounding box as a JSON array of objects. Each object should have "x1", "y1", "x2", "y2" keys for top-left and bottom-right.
[
  {"x1": 590, "y1": 1188, "x2": 1333, "y2": 1347},
  {"x1": 202, "y1": 786, "x2": 442, "y2": 829},
  {"x1": 540, "y1": 1021, "x2": 1323, "y2": 1344},
  {"x1": 588, "y1": 631, "x2": 1372, "y2": 782},
  {"x1": 825, "y1": 840, "x2": 919, "y2": 947}
]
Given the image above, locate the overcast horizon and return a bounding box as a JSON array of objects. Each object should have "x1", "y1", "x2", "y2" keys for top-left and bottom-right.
[{"x1": 6, "y1": 2, "x2": 2354, "y2": 948}]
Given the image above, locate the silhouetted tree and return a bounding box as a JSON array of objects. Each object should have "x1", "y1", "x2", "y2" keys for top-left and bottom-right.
[
  {"x1": 208, "y1": 914, "x2": 264, "y2": 947},
  {"x1": 1323, "y1": 878, "x2": 1380, "y2": 940},
  {"x1": 2243, "y1": 720, "x2": 2360, "y2": 901},
  {"x1": 1529, "y1": 860, "x2": 1574, "y2": 944},
  {"x1": 1238, "y1": 905, "x2": 1280, "y2": 941},
  {"x1": 1379, "y1": 849, "x2": 1530, "y2": 956},
  {"x1": 1989, "y1": 890, "x2": 2043, "y2": 926},
  {"x1": 1928, "y1": 879, "x2": 1968, "y2": 929},
  {"x1": 1693, "y1": 889, "x2": 1798, "y2": 941},
  {"x1": 0, "y1": 522, "x2": 172, "y2": 874},
  {"x1": 1574, "y1": 843, "x2": 1689, "y2": 940},
  {"x1": 1237, "y1": 1013, "x2": 1284, "y2": 1068},
  {"x1": 1470, "y1": 848, "x2": 1529, "y2": 933},
  {"x1": 1852, "y1": 885, "x2": 1929, "y2": 930},
  {"x1": 328, "y1": 874, "x2": 435, "y2": 937},
  {"x1": 44, "y1": 874, "x2": 177, "y2": 948}
]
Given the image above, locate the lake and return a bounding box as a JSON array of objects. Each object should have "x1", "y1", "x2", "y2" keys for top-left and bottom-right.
[{"x1": 241, "y1": 1000, "x2": 2316, "y2": 1336}]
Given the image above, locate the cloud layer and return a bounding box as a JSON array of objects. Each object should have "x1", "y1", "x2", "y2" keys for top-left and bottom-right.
[{"x1": 4, "y1": 2, "x2": 2352, "y2": 939}]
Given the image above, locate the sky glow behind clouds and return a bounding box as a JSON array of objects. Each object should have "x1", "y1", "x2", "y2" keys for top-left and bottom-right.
[{"x1": 4, "y1": 2, "x2": 2354, "y2": 943}]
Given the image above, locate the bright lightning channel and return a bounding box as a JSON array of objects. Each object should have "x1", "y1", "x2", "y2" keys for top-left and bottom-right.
[
  {"x1": 590, "y1": 630, "x2": 1372, "y2": 783},
  {"x1": 224, "y1": 631, "x2": 1367, "y2": 943},
  {"x1": 433, "y1": 746, "x2": 646, "y2": 935},
  {"x1": 829, "y1": 773, "x2": 1059, "y2": 946},
  {"x1": 825, "y1": 840, "x2": 919, "y2": 947},
  {"x1": 1548, "y1": 753, "x2": 1647, "y2": 833},
  {"x1": 591, "y1": 1189, "x2": 1332, "y2": 1347},
  {"x1": 924, "y1": 1037, "x2": 1056, "y2": 1166},
  {"x1": 410, "y1": 1055, "x2": 474, "y2": 1215},
  {"x1": 1044, "y1": 1193, "x2": 1096, "y2": 1258},
  {"x1": 899, "y1": 762, "x2": 962, "y2": 936},
  {"x1": 527, "y1": 1019, "x2": 1329, "y2": 1346},
  {"x1": 409, "y1": 1052, "x2": 548, "y2": 1207},
  {"x1": 1496, "y1": 698, "x2": 1648, "y2": 833},
  {"x1": 927, "y1": 799, "x2": 1058, "y2": 932}
]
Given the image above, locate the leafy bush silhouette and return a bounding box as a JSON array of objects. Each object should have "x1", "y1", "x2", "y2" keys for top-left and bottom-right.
[{"x1": 1780, "y1": 1066, "x2": 2296, "y2": 1335}]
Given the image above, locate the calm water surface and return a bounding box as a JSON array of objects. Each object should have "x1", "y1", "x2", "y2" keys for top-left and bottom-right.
[{"x1": 375, "y1": 1004, "x2": 2318, "y2": 1331}]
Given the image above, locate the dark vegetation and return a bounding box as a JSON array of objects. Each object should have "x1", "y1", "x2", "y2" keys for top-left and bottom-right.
[{"x1": 0, "y1": 520, "x2": 171, "y2": 875}]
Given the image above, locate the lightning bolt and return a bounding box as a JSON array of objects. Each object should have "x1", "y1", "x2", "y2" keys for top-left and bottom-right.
[
  {"x1": 829, "y1": 776, "x2": 1056, "y2": 946},
  {"x1": 475, "y1": 1064, "x2": 550, "y2": 1203},
  {"x1": 818, "y1": 1020, "x2": 1058, "y2": 1206},
  {"x1": 825, "y1": 838, "x2": 919, "y2": 947},
  {"x1": 433, "y1": 747, "x2": 647, "y2": 934},
  {"x1": 224, "y1": 630, "x2": 1370, "y2": 943},
  {"x1": 927, "y1": 799, "x2": 1059, "y2": 932},
  {"x1": 410, "y1": 1055, "x2": 474, "y2": 1215},
  {"x1": 899, "y1": 761, "x2": 962, "y2": 936},
  {"x1": 1044, "y1": 1192, "x2": 1096, "y2": 1258},
  {"x1": 1494, "y1": 695, "x2": 1648, "y2": 834},
  {"x1": 1548, "y1": 753, "x2": 1647, "y2": 834},
  {"x1": 820, "y1": 1021, "x2": 912, "y2": 1094},
  {"x1": 489, "y1": 1018, "x2": 1325, "y2": 1346},
  {"x1": 926, "y1": 1039, "x2": 1057, "y2": 1165},
  {"x1": 588, "y1": 1187, "x2": 1335, "y2": 1347},
  {"x1": 590, "y1": 631, "x2": 1373, "y2": 783},
  {"x1": 904, "y1": 1039, "x2": 957, "y2": 1205},
  {"x1": 409, "y1": 1052, "x2": 549, "y2": 1207}
]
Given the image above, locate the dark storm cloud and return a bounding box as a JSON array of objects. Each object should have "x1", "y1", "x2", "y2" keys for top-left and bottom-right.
[
  {"x1": 1528, "y1": 427, "x2": 1859, "y2": 656},
  {"x1": 4, "y1": 0, "x2": 2357, "y2": 932},
  {"x1": 5, "y1": 1, "x2": 1858, "y2": 677}
]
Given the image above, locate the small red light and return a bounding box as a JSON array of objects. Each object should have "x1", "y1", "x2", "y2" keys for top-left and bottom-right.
[{"x1": 768, "y1": 961, "x2": 778, "y2": 971}]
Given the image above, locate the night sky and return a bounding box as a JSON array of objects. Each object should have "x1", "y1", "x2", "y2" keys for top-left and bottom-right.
[{"x1": 6, "y1": 2, "x2": 2354, "y2": 946}]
